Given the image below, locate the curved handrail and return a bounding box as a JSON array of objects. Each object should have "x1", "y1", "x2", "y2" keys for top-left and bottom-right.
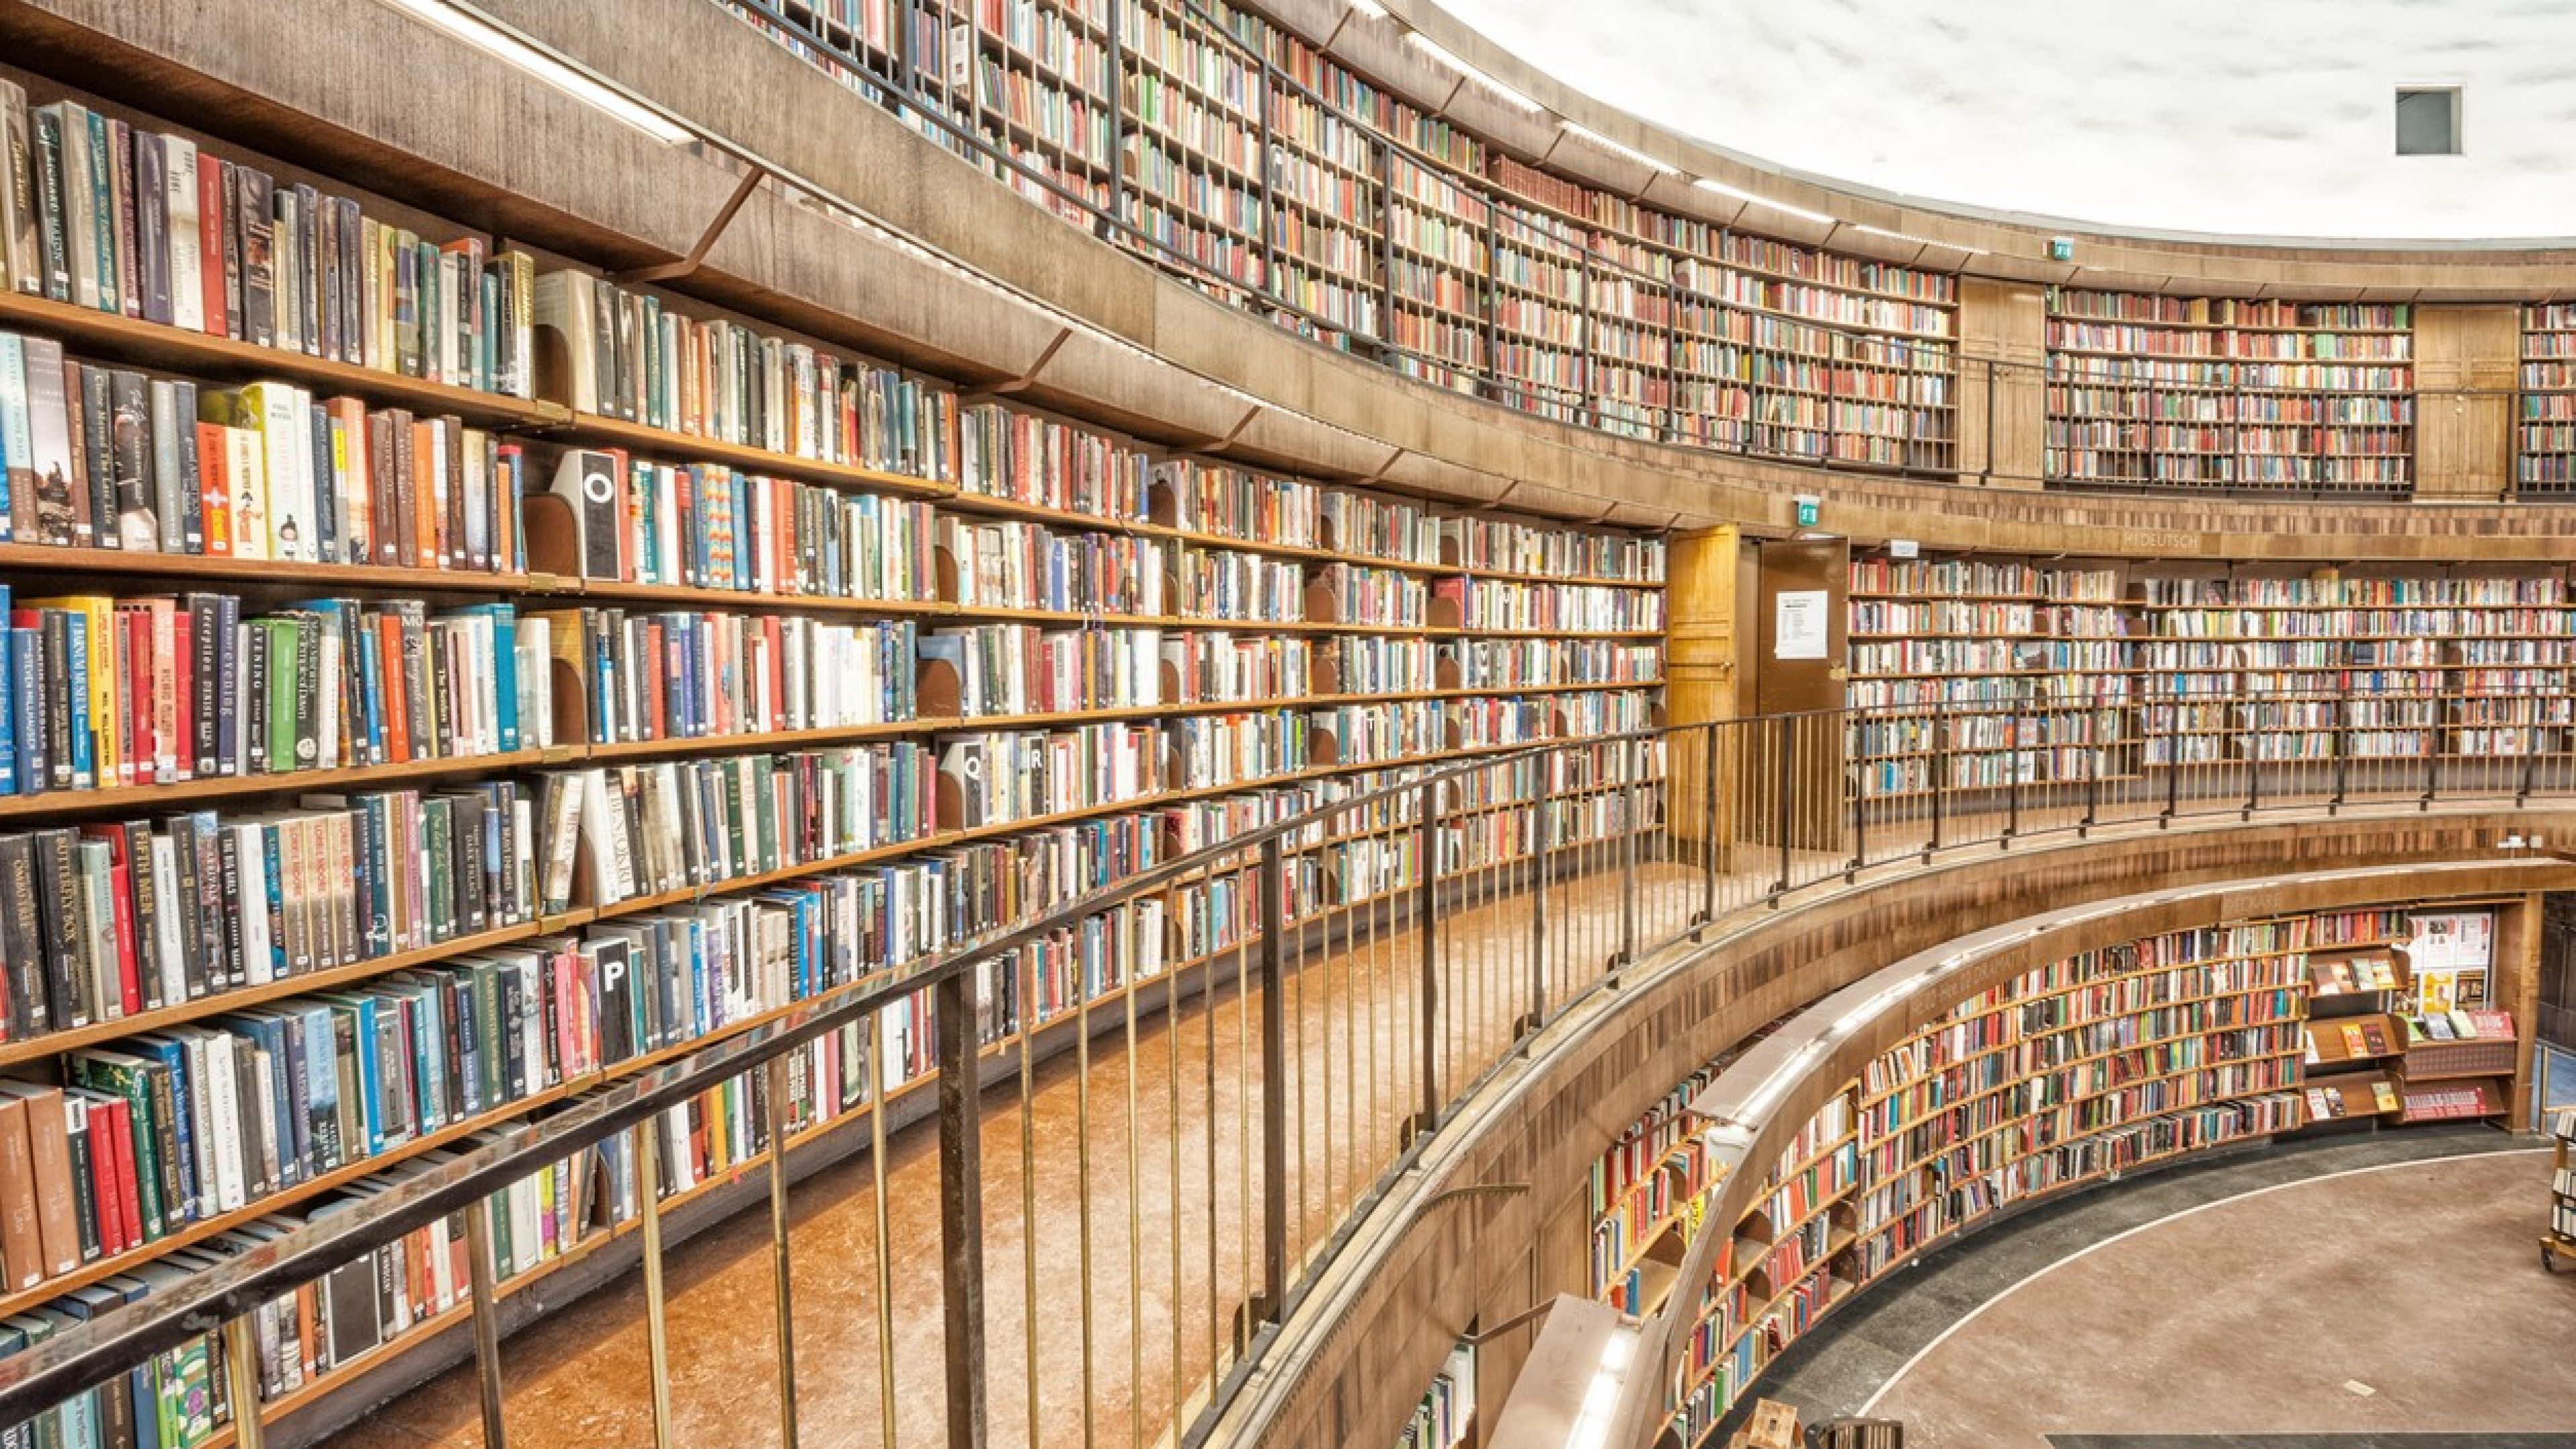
[{"x1": 0, "y1": 679, "x2": 2567, "y2": 1447}]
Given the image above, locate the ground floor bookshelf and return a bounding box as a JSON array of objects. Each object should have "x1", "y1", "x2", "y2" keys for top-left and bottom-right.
[{"x1": 1642, "y1": 898, "x2": 2528, "y2": 1446}]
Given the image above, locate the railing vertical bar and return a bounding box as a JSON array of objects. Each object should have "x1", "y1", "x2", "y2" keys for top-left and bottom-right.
[
  {"x1": 1019, "y1": 948, "x2": 1042, "y2": 1449},
  {"x1": 1701, "y1": 723, "x2": 1721, "y2": 926},
  {"x1": 222, "y1": 1314, "x2": 266, "y2": 1449},
  {"x1": 1529, "y1": 763, "x2": 1551, "y2": 1035},
  {"x1": 1123, "y1": 945, "x2": 1144, "y2": 1449},
  {"x1": 463, "y1": 1197, "x2": 508, "y2": 1449},
  {"x1": 1774, "y1": 717, "x2": 1794, "y2": 898},
  {"x1": 763, "y1": 1056, "x2": 799, "y2": 1449},
  {"x1": 637, "y1": 1121, "x2": 676, "y2": 1449},
  {"x1": 1416, "y1": 780, "x2": 1442, "y2": 1134},
  {"x1": 934, "y1": 968, "x2": 989, "y2": 1449},
  {"x1": 872, "y1": 1030, "x2": 899, "y2": 1449},
  {"x1": 1616, "y1": 740, "x2": 1640, "y2": 966},
  {"x1": 1076, "y1": 960, "x2": 1099, "y2": 1449}
]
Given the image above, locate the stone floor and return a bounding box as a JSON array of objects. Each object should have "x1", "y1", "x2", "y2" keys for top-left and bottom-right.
[{"x1": 1744, "y1": 1129, "x2": 2576, "y2": 1447}]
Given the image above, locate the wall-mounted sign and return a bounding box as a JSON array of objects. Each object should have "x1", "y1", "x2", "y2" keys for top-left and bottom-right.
[
  {"x1": 1889, "y1": 539, "x2": 1919, "y2": 559},
  {"x1": 1793, "y1": 494, "x2": 1821, "y2": 529},
  {"x1": 1775, "y1": 589, "x2": 1829, "y2": 660}
]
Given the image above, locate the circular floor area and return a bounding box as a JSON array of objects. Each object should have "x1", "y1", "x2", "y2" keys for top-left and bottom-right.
[{"x1": 1742, "y1": 1128, "x2": 2576, "y2": 1446}]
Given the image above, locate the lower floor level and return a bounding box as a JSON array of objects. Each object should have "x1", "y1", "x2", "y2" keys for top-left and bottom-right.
[{"x1": 1742, "y1": 1125, "x2": 2576, "y2": 1447}]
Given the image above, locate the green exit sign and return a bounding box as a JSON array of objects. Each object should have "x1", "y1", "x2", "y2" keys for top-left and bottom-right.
[
  {"x1": 1794, "y1": 494, "x2": 1820, "y2": 528},
  {"x1": 2049, "y1": 235, "x2": 2075, "y2": 262}
]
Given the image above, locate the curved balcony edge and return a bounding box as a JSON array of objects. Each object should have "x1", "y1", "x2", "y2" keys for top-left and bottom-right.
[{"x1": 1198, "y1": 806, "x2": 2576, "y2": 1449}]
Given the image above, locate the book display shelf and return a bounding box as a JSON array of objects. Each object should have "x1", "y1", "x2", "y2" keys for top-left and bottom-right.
[
  {"x1": 2044, "y1": 290, "x2": 2415, "y2": 495},
  {"x1": 730, "y1": 0, "x2": 1962, "y2": 474},
  {"x1": 0, "y1": 66, "x2": 1670, "y2": 1444},
  {"x1": 2518, "y1": 303, "x2": 2576, "y2": 494},
  {"x1": 1844, "y1": 551, "x2": 2576, "y2": 800},
  {"x1": 1657, "y1": 902, "x2": 2510, "y2": 1444}
]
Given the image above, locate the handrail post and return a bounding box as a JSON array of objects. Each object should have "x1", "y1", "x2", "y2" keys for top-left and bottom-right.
[
  {"x1": 935, "y1": 968, "x2": 989, "y2": 1449},
  {"x1": 1772, "y1": 718, "x2": 1794, "y2": 901},
  {"x1": 2422, "y1": 713, "x2": 2441, "y2": 808},
  {"x1": 1847, "y1": 751, "x2": 1866, "y2": 881},
  {"x1": 2082, "y1": 747, "x2": 2101, "y2": 836},
  {"x1": 2163, "y1": 707, "x2": 2182, "y2": 827},
  {"x1": 2247, "y1": 734, "x2": 2263, "y2": 819},
  {"x1": 1927, "y1": 724, "x2": 1946, "y2": 859},
  {"x1": 1257, "y1": 835, "x2": 1288, "y2": 1323},
  {"x1": 2332, "y1": 694, "x2": 2350, "y2": 813},
  {"x1": 1526, "y1": 766, "x2": 1551, "y2": 1038},
  {"x1": 1698, "y1": 723, "x2": 1720, "y2": 930},
  {"x1": 1414, "y1": 780, "x2": 1442, "y2": 1138},
  {"x1": 465, "y1": 1197, "x2": 510, "y2": 1449},
  {"x1": 1614, "y1": 741, "x2": 1640, "y2": 967},
  {"x1": 2003, "y1": 709, "x2": 2021, "y2": 845},
  {"x1": 222, "y1": 1314, "x2": 266, "y2": 1449},
  {"x1": 638, "y1": 1125, "x2": 676, "y2": 1449},
  {"x1": 765, "y1": 1055, "x2": 800, "y2": 1449}
]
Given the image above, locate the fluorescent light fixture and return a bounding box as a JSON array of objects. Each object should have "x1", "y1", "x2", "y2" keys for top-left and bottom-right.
[
  {"x1": 1348, "y1": 0, "x2": 1390, "y2": 15},
  {"x1": 1691, "y1": 176, "x2": 1833, "y2": 225},
  {"x1": 1561, "y1": 120, "x2": 1678, "y2": 175},
  {"x1": 1567, "y1": 1328, "x2": 1638, "y2": 1446},
  {"x1": 1832, "y1": 981, "x2": 1913, "y2": 1037},
  {"x1": 1403, "y1": 32, "x2": 1543, "y2": 113},
  {"x1": 1854, "y1": 223, "x2": 1988, "y2": 256},
  {"x1": 382, "y1": 0, "x2": 692, "y2": 144}
]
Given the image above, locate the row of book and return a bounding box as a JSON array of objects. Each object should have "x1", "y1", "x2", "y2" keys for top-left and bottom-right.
[
  {"x1": 0, "y1": 341, "x2": 1673, "y2": 621},
  {"x1": 0, "y1": 783, "x2": 537, "y2": 1041},
  {"x1": 3, "y1": 753, "x2": 1463, "y2": 1056},
  {"x1": 0, "y1": 341, "x2": 524, "y2": 567},
  {"x1": 0, "y1": 590, "x2": 544, "y2": 798},
  {"x1": 558, "y1": 449, "x2": 940, "y2": 602},
  {"x1": 1446, "y1": 580, "x2": 1663, "y2": 634},
  {"x1": 533, "y1": 269, "x2": 959, "y2": 478},
  {"x1": 0, "y1": 85, "x2": 536, "y2": 398},
  {"x1": 0, "y1": 752, "x2": 1678, "y2": 1318},
  {"x1": 2050, "y1": 321, "x2": 2414, "y2": 363}
]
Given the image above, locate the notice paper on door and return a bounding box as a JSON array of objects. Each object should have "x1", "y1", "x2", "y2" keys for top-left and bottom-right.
[{"x1": 1775, "y1": 589, "x2": 1828, "y2": 660}]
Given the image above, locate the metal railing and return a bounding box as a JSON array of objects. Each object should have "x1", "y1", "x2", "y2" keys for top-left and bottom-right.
[{"x1": 0, "y1": 684, "x2": 2569, "y2": 1449}]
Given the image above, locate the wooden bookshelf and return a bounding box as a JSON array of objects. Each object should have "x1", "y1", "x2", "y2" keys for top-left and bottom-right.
[
  {"x1": 2046, "y1": 290, "x2": 2415, "y2": 494},
  {"x1": 0, "y1": 62, "x2": 1672, "y2": 1445},
  {"x1": 1844, "y1": 551, "x2": 2132, "y2": 799},
  {"x1": 2518, "y1": 303, "x2": 2576, "y2": 495},
  {"x1": 1659, "y1": 903, "x2": 2489, "y2": 1442},
  {"x1": 1843, "y1": 552, "x2": 2576, "y2": 786},
  {"x1": 727, "y1": 0, "x2": 1964, "y2": 470}
]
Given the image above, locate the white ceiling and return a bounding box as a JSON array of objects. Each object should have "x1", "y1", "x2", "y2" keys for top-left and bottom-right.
[{"x1": 1440, "y1": 0, "x2": 2576, "y2": 242}]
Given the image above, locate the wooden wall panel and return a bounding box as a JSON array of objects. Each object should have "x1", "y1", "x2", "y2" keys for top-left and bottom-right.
[
  {"x1": 2415, "y1": 305, "x2": 2520, "y2": 500},
  {"x1": 1958, "y1": 278, "x2": 2049, "y2": 489}
]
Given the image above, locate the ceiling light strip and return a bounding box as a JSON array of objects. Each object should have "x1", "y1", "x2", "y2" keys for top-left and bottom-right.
[
  {"x1": 1561, "y1": 119, "x2": 1679, "y2": 176},
  {"x1": 381, "y1": 0, "x2": 693, "y2": 144}
]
